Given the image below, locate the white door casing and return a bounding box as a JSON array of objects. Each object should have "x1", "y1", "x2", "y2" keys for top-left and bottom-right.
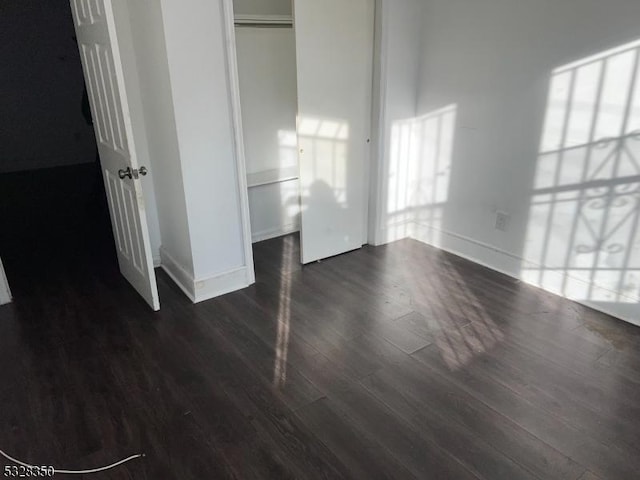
[
  {"x1": 294, "y1": 0, "x2": 375, "y2": 264},
  {"x1": 70, "y1": 0, "x2": 160, "y2": 310}
]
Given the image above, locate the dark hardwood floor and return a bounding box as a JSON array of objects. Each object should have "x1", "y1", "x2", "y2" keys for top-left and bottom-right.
[{"x1": 1, "y1": 223, "x2": 640, "y2": 478}]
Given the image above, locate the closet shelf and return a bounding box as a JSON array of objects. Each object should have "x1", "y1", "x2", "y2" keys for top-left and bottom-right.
[
  {"x1": 247, "y1": 166, "x2": 299, "y2": 188},
  {"x1": 234, "y1": 14, "x2": 293, "y2": 27}
]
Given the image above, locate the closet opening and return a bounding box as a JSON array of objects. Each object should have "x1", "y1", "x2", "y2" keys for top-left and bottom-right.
[
  {"x1": 232, "y1": 0, "x2": 376, "y2": 272},
  {"x1": 234, "y1": 9, "x2": 301, "y2": 253}
]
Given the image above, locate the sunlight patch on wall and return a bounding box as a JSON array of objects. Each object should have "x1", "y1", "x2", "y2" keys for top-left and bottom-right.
[
  {"x1": 277, "y1": 129, "x2": 301, "y2": 225},
  {"x1": 383, "y1": 105, "x2": 457, "y2": 242},
  {"x1": 297, "y1": 116, "x2": 349, "y2": 207},
  {"x1": 524, "y1": 39, "x2": 640, "y2": 304},
  {"x1": 277, "y1": 129, "x2": 299, "y2": 169}
]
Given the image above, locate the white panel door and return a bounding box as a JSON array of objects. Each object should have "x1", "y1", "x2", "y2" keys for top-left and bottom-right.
[
  {"x1": 0, "y1": 258, "x2": 11, "y2": 306},
  {"x1": 294, "y1": 0, "x2": 374, "y2": 264},
  {"x1": 70, "y1": 0, "x2": 160, "y2": 310}
]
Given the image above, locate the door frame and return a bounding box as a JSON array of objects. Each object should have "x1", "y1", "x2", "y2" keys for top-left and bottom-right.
[
  {"x1": 221, "y1": 0, "x2": 381, "y2": 263},
  {"x1": 0, "y1": 257, "x2": 11, "y2": 305},
  {"x1": 369, "y1": 0, "x2": 388, "y2": 246},
  {"x1": 221, "y1": 0, "x2": 256, "y2": 283}
]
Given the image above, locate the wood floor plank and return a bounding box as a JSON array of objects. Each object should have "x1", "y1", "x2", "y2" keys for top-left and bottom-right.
[
  {"x1": 412, "y1": 344, "x2": 640, "y2": 480},
  {"x1": 356, "y1": 369, "x2": 540, "y2": 480},
  {"x1": 294, "y1": 398, "x2": 418, "y2": 480},
  {"x1": 323, "y1": 383, "x2": 481, "y2": 480},
  {"x1": 361, "y1": 358, "x2": 585, "y2": 480},
  {"x1": 2, "y1": 206, "x2": 640, "y2": 480},
  {"x1": 470, "y1": 339, "x2": 640, "y2": 452}
]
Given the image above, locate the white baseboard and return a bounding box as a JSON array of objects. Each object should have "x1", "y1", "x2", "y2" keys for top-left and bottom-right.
[
  {"x1": 411, "y1": 222, "x2": 524, "y2": 280},
  {"x1": 373, "y1": 221, "x2": 415, "y2": 246},
  {"x1": 159, "y1": 247, "x2": 196, "y2": 302},
  {"x1": 252, "y1": 224, "x2": 299, "y2": 244},
  {"x1": 193, "y1": 267, "x2": 251, "y2": 303},
  {"x1": 159, "y1": 247, "x2": 252, "y2": 304},
  {"x1": 378, "y1": 220, "x2": 640, "y2": 327}
]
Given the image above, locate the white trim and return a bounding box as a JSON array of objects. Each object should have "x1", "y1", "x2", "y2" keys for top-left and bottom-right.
[
  {"x1": 413, "y1": 220, "x2": 640, "y2": 304},
  {"x1": 410, "y1": 221, "x2": 640, "y2": 327},
  {"x1": 160, "y1": 247, "x2": 196, "y2": 302},
  {"x1": 193, "y1": 266, "x2": 251, "y2": 303},
  {"x1": 0, "y1": 258, "x2": 11, "y2": 305},
  {"x1": 252, "y1": 224, "x2": 300, "y2": 244},
  {"x1": 370, "y1": 0, "x2": 390, "y2": 246},
  {"x1": 160, "y1": 246, "x2": 251, "y2": 303},
  {"x1": 375, "y1": 220, "x2": 415, "y2": 245},
  {"x1": 412, "y1": 222, "x2": 526, "y2": 281},
  {"x1": 247, "y1": 167, "x2": 299, "y2": 188},
  {"x1": 361, "y1": 0, "x2": 377, "y2": 246},
  {"x1": 220, "y1": 0, "x2": 256, "y2": 285},
  {"x1": 234, "y1": 14, "x2": 293, "y2": 26}
]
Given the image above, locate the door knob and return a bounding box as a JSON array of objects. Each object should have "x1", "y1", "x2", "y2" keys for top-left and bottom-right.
[
  {"x1": 132, "y1": 166, "x2": 148, "y2": 179},
  {"x1": 118, "y1": 167, "x2": 132, "y2": 179},
  {"x1": 118, "y1": 166, "x2": 148, "y2": 180}
]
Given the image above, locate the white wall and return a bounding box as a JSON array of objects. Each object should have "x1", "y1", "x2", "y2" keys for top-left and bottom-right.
[
  {"x1": 0, "y1": 258, "x2": 11, "y2": 306},
  {"x1": 236, "y1": 28, "x2": 297, "y2": 175},
  {"x1": 370, "y1": 0, "x2": 426, "y2": 244},
  {"x1": 158, "y1": 0, "x2": 253, "y2": 300},
  {"x1": 117, "y1": 0, "x2": 253, "y2": 302},
  {"x1": 248, "y1": 182, "x2": 300, "y2": 242},
  {"x1": 233, "y1": 0, "x2": 291, "y2": 16},
  {"x1": 389, "y1": 0, "x2": 640, "y2": 324},
  {"x1": 235, "y1": 26, "x2": 300, "y2": 242}
]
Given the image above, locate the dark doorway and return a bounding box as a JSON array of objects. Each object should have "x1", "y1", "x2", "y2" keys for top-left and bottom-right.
[{"x1": 0, "y1": 0, "x2": 116, "y2": 298}]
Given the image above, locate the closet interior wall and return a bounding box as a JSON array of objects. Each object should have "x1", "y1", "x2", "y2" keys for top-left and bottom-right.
[{"x1": 233, "y1": 0, "x2": 300, "y2": 243}]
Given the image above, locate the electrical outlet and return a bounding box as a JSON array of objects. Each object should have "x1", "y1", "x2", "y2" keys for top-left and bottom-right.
[{"x1": 495, "y1": 211, "x2": 509, "y2": 232}]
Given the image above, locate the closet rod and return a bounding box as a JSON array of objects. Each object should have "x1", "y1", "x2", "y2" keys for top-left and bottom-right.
[{"x1": 234, "y1": 14, "x2": 293, "y2": 27}]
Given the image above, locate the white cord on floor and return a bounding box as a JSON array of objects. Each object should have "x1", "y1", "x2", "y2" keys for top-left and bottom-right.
[{"x1": 0, "y1": 448, "x2": 144, "y2": 475}]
